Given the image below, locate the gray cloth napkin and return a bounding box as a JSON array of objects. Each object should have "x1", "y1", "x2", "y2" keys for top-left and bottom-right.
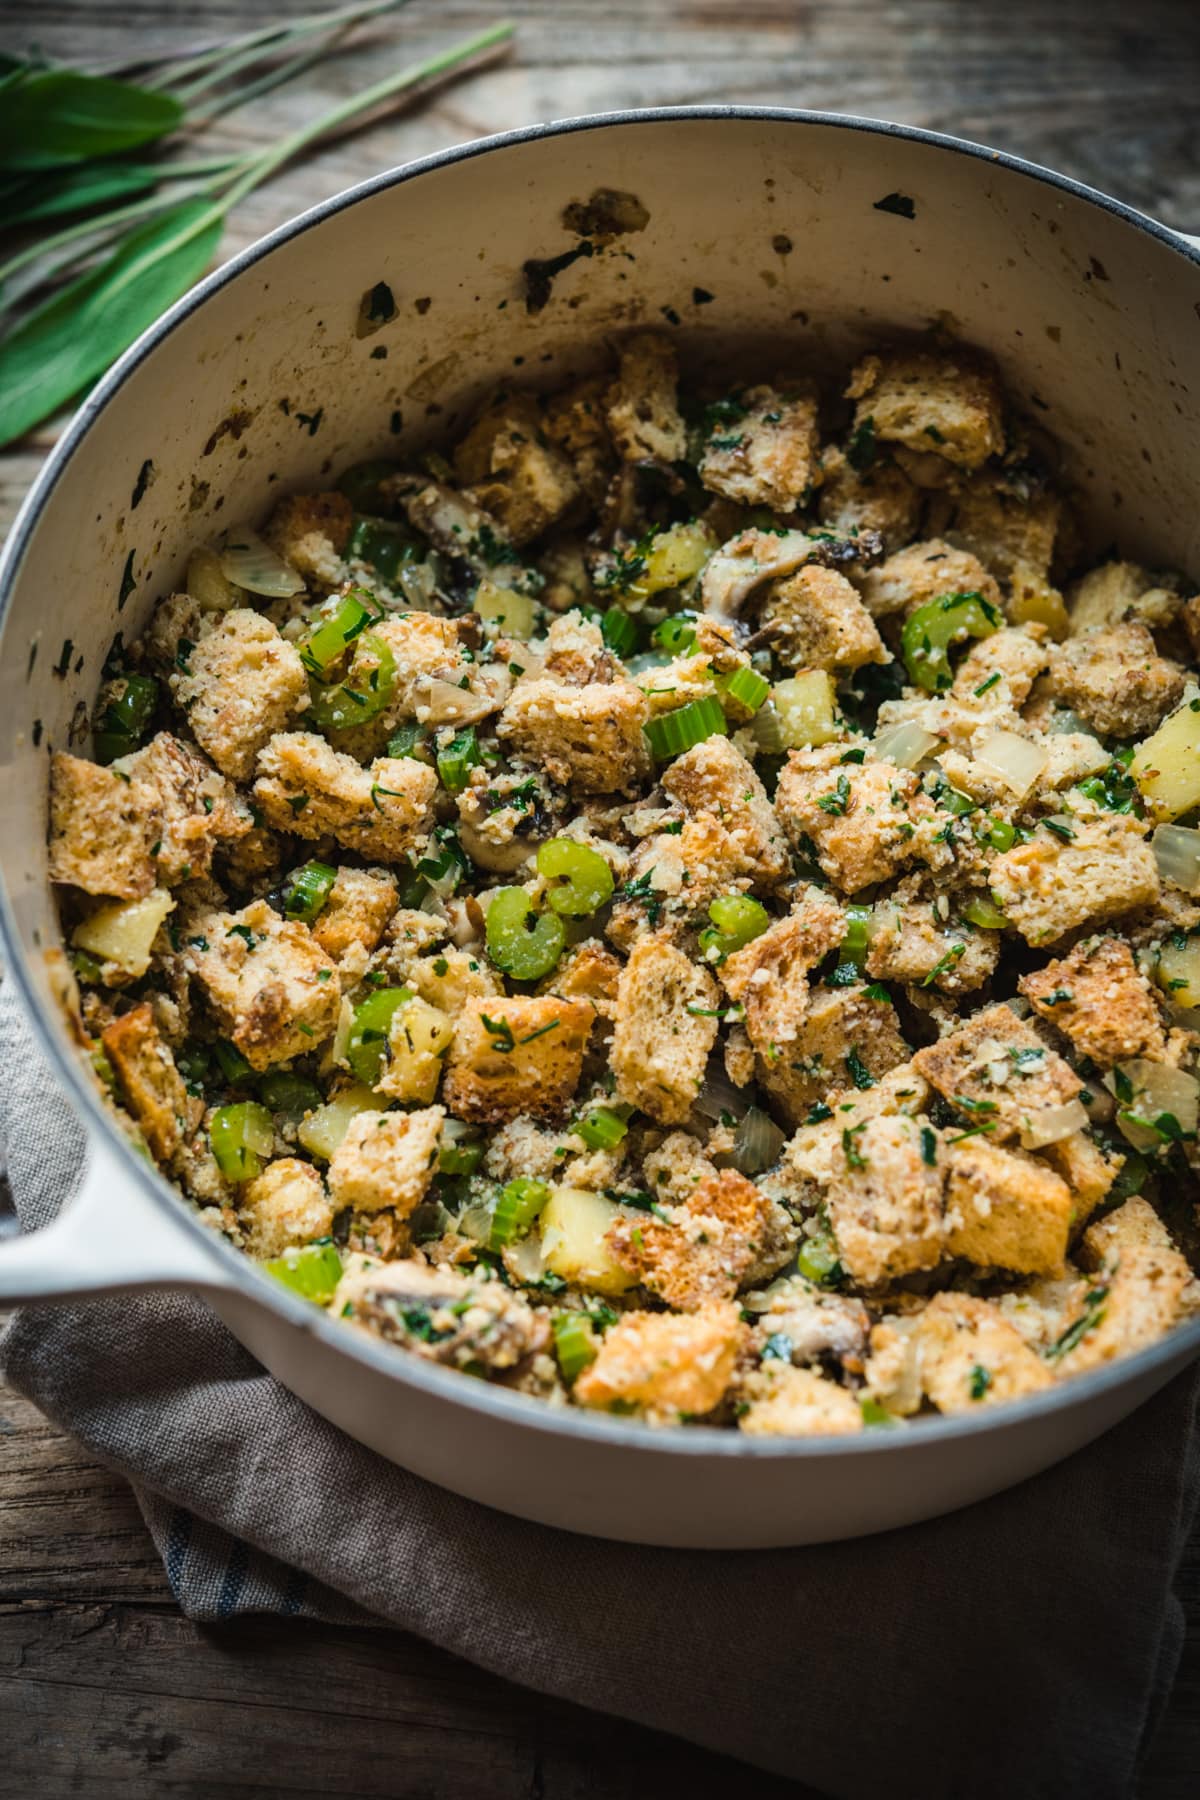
[{"x1": 1, "y1": 982, "x2": 1197, "y2": 1800}]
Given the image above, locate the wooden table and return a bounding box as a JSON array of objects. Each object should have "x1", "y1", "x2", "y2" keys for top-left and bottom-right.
[{"x1": 1, "y1": 1, "x2": 1199, "y2": 1792}]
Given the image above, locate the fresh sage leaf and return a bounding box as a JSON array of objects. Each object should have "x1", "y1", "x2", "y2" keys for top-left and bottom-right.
[
  {"x1": 0, "y1": 71, "x2": 183, "y2": 172},
  {"x1": 1, "y1": 161, "x2": 182, "y2": 227},
  {"x1": 0, "y1": 197, "x2": 221, "y2": 447}
]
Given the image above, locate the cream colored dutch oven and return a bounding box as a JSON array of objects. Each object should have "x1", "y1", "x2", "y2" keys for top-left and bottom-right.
[{"x1": 2, "y1": 109, "x2": 1199, "y2": 1548}]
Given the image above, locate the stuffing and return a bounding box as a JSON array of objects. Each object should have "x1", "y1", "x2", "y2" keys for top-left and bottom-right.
[
  {"x1": 720, "y1": 896, "x2": 845, "y2": 1052},
  {"x1": 1040, "y1": 1131, "x2": 1123, "y2": 1228},
  {"x1": 915, "y1": 1293, "x2": 1054, "y2": 1412},
  {"x1": 1068, "y1": 560, "x2": 1182, "y2": 635},
  {"x1": 239, "y1": 1158, "x2": 333, "y2": 1260},
  {"x1": 543, "y1": 938, "x2": 623, "y2": 1020},
  {"x1": 697, "y1": 384, "x2": 822, "y2": 512},
  {"x1": 1051, "y1": 1213, "x2": 1194, "y2": 1378},
  {"x1": 1047, "y1": 623, "x2": 1184, "y2": 739},
  {"x1": 774, "y1": 747, "x2": 924, "y2": 894},
  {"x1": 944, "y1": 470, "x2": 1061, "y2": 584},
  {"x1": 757, "y1": 982, "x2": 910, "y2": 1128},
  {"x1": 141, "y1": 592, "x2": 209, "y2": 674},
  {"x1": 942, "y1": 1137, "x2": 1072, "y2": 1275},
  {"x1": 856, "y1": 537, "x2": 1003, "y2": 620},
  {"x1": 48, "y1": 753, "x2": 161, "y2": 899},
  {"x1": 759, "y1": 564, "x2": 888, "y2": 672},
  {"x1": 661, "y1": 735, "x2": 789, "y2": 886},
  {"x1": 991, "y1": 814, "x2": 1160, "y2": 946},
  {"x1": 100, "y1": 1002, "x2": 197, "y2": 1163},
  {"x1": 335, "y1": 1257, "x2": 550, "y2": 1373},
  {"x1": 610, "y1": 937, "x2": 720, "y2": 1124},
  {"x1": 736, "y1": 1363, "x2": 864, "y2": 1436},
  {"x1": 443, "y1": 994, "x2": 593, "y2": 1123},
  {"x1": 496, "y1": 674, "x2": 650, "y2": 795},
  {"x1": 127, "y1": 732, "x2": 249, "y2": 885},
  {"x1": 263, "y1": 490, "x2": 353, "y2": 586},
  {"x1": 825, "y1": 1112, "x2": 946, "y2": 1286},
  {"x1": 170, "y1": 609, "x2": 307, "y2": 782},
  {"x1": 1020, "y1": 936, "x2": 1167, "y2": 1066},
  {"x1": 453, "y1": 392, "x2": 582, "y2": 545},
  {"x1": 184, "y1": 899, "x2": 342, "y2": 1070},
  {"x1": 405, "y1": 944, "x2": 502, "y2": 1018},
  {"x1": 253, "y1": 733, "x2": 437, "y2": 860},
  {"x1": 865, "y1": 896, "x2": 999, "y2": 995},
  {"x1": 326, "y1": 1105, "x2": 444, "y2": 1218},
  {"x1": 950, "y1": 626, "x2": 1051, "y2": 709},
  {"x1": 816, "y1": 445, "x2": 923, "y2": 553},
  {"x1": 573, "y1": 1301, "x2": 745, "y2": 1422},
  {"x1": 606, "y1": 1168, "x2": 778, "y2": 1309},
  {"x1": 605, "y1": 331, "x2": 687, "y2": 463},
  {"x1": 911, "y1": 1004, "x2": 1083, "y2": 1143},
  {"x1": 311, "y1": 867, "x2": 398, "y2": 961},
  {"x1": 542, "y1": 373, "x2": 616, "y2": 503},
  {"x1": 846, "y1": 348, "x2": 1005, "y2": 471},
  {"x1": 1079, "y1": 1195, "x2": 1177, "y2": 1270}
]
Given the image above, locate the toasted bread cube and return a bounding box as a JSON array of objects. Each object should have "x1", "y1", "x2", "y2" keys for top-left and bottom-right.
[
  {"x1": 661, "y1": 735, "x2": 789, "y2": 885},
  {"x1": 816, "y1": 445, "x2": 923, "y2": 554},
  {"x1": 497, "y1": 676, "x2": 650, "y2": 795},
  {"x1": 253, "y1": 733, "x2": 437, "y2": 860},
  {"x1": 911, "y1": 1004, "x2": 1082, "y2": 1143},
  {"x1": 101, "y1": 1001, "x2": 195, "y2": 1164},
  {"x1": 1041, "y1": 1131, "x2": 1123, "y2": 1229},
  {"x1": 865, "y1": 899, "x2": 999, "y2": 995},
  {"x1": 950, "y1": 626, "x2": 1051, "y2": 709},
  {"x1": 605, "y1": 332, "x2": 687, "y2": 464},
  {"x1": 784, "y1": 1061, "x2": 931, "y2": 1194},
  {"x1": 240, "y1": 1158, "x2": 333, "y2": 1259},
  {"x1": 541, "y1": 938, "x2": 623, "y2": 1021},
  {"x1": 610, "y1": 938, "x2": 720, "y2": 1124},
  {"x1": 171, "y1": 609, "x2": 307, "y2": 781},
  {"x1": 826, "y1": 1112, "x2": 945, "y2": 1286},
  {"x1": 128, "y1": 732, "x2": 249, "y2": 885},
  {"x1": 184, "y1": 899, "x2": 342, "y2": 1070},
  {"x1": 943, "y1": 1138, "x2": 1072, "y2": 1275},
  {"x1": 327, "y1": 1105, "x2": 443, "y2": 1218},
  {"x1": 1049, "y1": 623, "x2": 1184, "y2": 740},
  {"x1": 846, "y1": 349, "x2": 1004, "y2": 471},
  {"x1": 573, "y1": 1301, "x2": 744, "y2": 1423},
  {"x1": 405, "y1": 945, "x2": 503, "y2": 1018},
  {"x1": 542, "y1": 373, "x2": 616, "y2": 503},
  {"x1": 607, "y1": 1169, "x2": 777, "y2": 1309},
  {"x1": 1021, "y1": 936, "x2": 1166, "y2": 1067},
  {"x1": 775, "y1": 748, "x2": 922, "y2": 894},
  {"x1": 142, "y1": 592, "x2": 210, "y2": 674},
  {"x1": 1079, "y1": 1196, "x2": 1176, "y2": 1270},
  {"x1": 720, "y1": 896, "x2": 845, "y2": 1054},
  {"x1": 760, "y1": 983, "x2": 909, "y2": 1129},
  {"x1": 760, "y1": 565, "x2": 887, "y2": 673},
  {"x1": 453, "y1": 392, "x2": 582, "y2": 546},
  {"x1": 311, "y1": 867, "x2": 398, "y2": 961},
  {"x1": 857, "y1": 537, "x2": 1003, "y2": 620},
  {"x1": 946, "y1": 471, "x2": 1061, "y2": 583},
  {"x1": 991, "y1": 814, "x2": 1159, "y2": 947},
  {"x1": 698, "y1": 384, "x2": 821, "y2": 512},
  {"x1": 737, "y1": 1363, "x2": 863, "y2": 1436},
  {"x1": 916, "y1": 1292, "x2": 1054, "y2": 1412},
  {"x1": 1051, "y1": 1234, "x2": 1193, "y2": 1377},
  {"x1": 48, "y1": 754, "x2": 160, "y2": 900},
  {"x1": 443, "y1": 994, "x2": 593, "y2": 1124},
  {"x1": 1069, "y1": 561, "x2": 1181, "y2": 635},
  {"x1": 263, "y1": 490, "x2": 353, "y2": 586}
]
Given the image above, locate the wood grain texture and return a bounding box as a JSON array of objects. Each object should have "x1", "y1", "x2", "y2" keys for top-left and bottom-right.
[{"x1": 0, "y1": 0, "x2": 1198, "y2": 1793}]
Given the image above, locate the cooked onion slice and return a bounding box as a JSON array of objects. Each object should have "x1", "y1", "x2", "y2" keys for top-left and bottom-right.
[
  {"x1": 219, "y1": 529, "x2": 306, "y2": 597},
  {"x1": 1152, "y1": 823, "x2": 1200, "y2": 894},
  {"x1": 1018, "y1": 1098, "x2": 1089, "y2": 1150},
  {"x1": 974, "y1": 730, "x2": 1048, "y2": 797},
  {"x1": 1104, "y1": 1059, "x2": 1200, "y2": 1153},
  {"x1": 873, "y1": 721, "x2": 942, "y2": 769}
]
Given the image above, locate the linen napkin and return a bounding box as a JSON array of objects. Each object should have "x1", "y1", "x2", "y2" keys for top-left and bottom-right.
[{"x1": 1, "y1": 980, "x2": 1197, "y2": 1800}]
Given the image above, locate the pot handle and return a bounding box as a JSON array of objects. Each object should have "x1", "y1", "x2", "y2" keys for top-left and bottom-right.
[{"x1": 0, "y1": 1130, "x2": 232, "y2": 1302}]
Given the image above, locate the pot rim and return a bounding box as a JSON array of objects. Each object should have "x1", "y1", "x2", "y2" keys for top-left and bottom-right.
[{"x1": 3, "y1": 103, "x2": 1198, "y2": 1465}]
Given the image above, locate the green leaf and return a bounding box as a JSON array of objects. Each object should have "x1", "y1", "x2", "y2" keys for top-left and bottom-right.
[
  {"x1": 0, "y1": 71, "x2": 183, "y2": 172},
  {"x1": 0, "y1": 196, "x2": 222, "y2": 447},
  {"x1": 1, "y1": 161, "x2": 177, "y2": 227}
]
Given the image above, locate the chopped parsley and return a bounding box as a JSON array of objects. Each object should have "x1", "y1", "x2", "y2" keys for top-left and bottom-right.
[{"x1": 817, "y1": 773, "x2": 851, "y2": 816}]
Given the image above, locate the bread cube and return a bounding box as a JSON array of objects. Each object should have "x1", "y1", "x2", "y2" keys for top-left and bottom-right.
[
  {"x1": 263, "y1": 490, "x2": 353, "y2": 586},
  {"x1": 497, "y1": 676, "x2": 650, "y2": 795},
  {"x1": 847, "y1": 349, "x2": 1005, "y2": 471},
  {"x1": 101, "y1": 1001, "x2": 196, "y2": 1163},
  {"x1": 542, "y1": 373, "x2": 617, "y2": 503},
  {"x1": 661, "y1": 734, "x2": 789, "y2": 885},
  {"x1": 857, "y1": 537, "x2": 1003, "y2": 620},
  {"x1": 454, "y1": 392, "x2": 582, "y2": 546},
  {"x1": 1048, "y1": 623, "x2": 1184, "y2": 739},
  {"x1": 327, "y1": 1104, "x2": 444, "y2": 1218},
  {"x1": 311, "y1": 867, "x2": 398, "y2": 961},
  {"x1": 184, "y1": 899, "x2": 342, "y2": 1070},
  {"x1": 48, "y1": 753, "x2": 160, "y2": 899},
  {"x1": 911, "y1": 1003, "x2": 1082, "y2": 1143},
  {"x1": 573, "y1": 1301, "x2": 745, "y2": 1422},
  {"x1": 825, "y1": 1111, "x2": 945, "y2": 1286},
  {"x1": 943, "y1": 1138, "x2": 1072, "y2": 1275},
  {"x1": 737, "y1": 1364, "x2": 863, "y2": 1436},
  {"x1": 698, "y1": 384, "x2": 821, "y2": 512},
  {"x1": 129, "y1": 732, "x2": 249, "y2": 885},
  {"x1": 775, "y1": 747, "x2": 923, "y2": 894},
  {"x1": 240, "y1": 1158, "x2": 333, "y2": 1259},
  {"x1": 171, "y1": 609, "x2": 307, "y2": 781},
  {"x1": 610, "y1": 938, "x2": 720, "y2": 1124},
  {"x1": 443, "y1": 994, "x2": 593, "y2": 1123},
  {"x1": 607, "y1": 1169, "x2": 777, "y2": 1309},
  {"x1": 405, "y1": 945, "x2": 503, "y2": 1019},
  {"x1": 253, "y1": 733, "x2": 437, "y2": 861},
  {"x1": 991, "y1": 814, "x2": 1159, "y2": 946},
  {"x1": 758, "y1": 982, "x2": 910, "y2": 1129},
  {"x1": 1020, "y1": 935, "x2": 1166, "y2": 1067},
  {"x1": 916, "y1": 1292, "x2": 1054, "y2": 1412},
  {"x1": 605, "y1": 332, "x2": 687, "y2": 463},
  {"x1": 760, "y1": 565, "x2": 887, "y2": 673}
]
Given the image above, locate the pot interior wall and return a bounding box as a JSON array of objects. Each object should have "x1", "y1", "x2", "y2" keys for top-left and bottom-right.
[{"x1": 4, "y1": 113, "x2": 1200, "y2": 1021}]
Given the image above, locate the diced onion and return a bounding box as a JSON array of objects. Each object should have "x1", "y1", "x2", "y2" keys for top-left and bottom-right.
[
  {"x1": 395, "y1": 559, "x2": 439, "y2": 610},
  {"x1": 974, "y1": 730, "x2": 1048, "y2": 797},
  {"x1": 1046, "y1": 708, "x2": 1093, "y2": 737},
  {"x1": 730, "y1": 1106, "x2": 786, "y2": 1175},
  {"x1": 218, "y1": 529, "x2": 306, "y2": 597},
  {"x1": 459, "y1": 1197, "x2": 498, "y2": 1245},
  {"x1": 751, "y1": 700, "x2": 785, "y2": 754},
  {"x1": 693, "y1": 1056, "x2": 751, "y2": 1124},
  {"x1": 1018, "y1": 1098, "x2": 1089, "y2": 1150},
  {"x1": 1152, "y1": 824, "x2": 1200, "y2": 894},
  {"x1": 1104, "y1": 1059, "x2": 1200, "y2": 1153},
  {"x1": 872, "y1": 721, "x2": 942, "y2": 769},
  {"x1": 505, "y1": 1232, "x2": 549, "y2": 1283},
  {"x1": 187, "y1": 546, "x2": 243, "y2": 611},
  {"x1": 413, "y1": 675, "x2": 497, "y2": 726}
]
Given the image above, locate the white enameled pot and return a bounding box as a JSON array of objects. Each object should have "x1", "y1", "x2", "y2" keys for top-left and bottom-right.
[{"x1": 2, "y1": 109, "x2": 1199, "y2": 1548}]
